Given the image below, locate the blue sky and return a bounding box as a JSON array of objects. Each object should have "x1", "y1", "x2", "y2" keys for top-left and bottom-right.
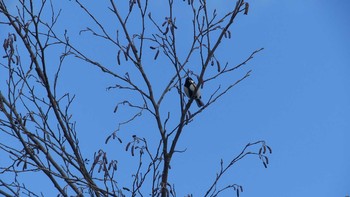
[{"x1": 1, "y1": 0, "x2": 349, "y2": 196}]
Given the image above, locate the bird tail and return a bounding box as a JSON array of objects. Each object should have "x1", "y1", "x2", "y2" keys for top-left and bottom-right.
[{"x1": 195, "y1": 99, "x2": 204, "y2": 107}]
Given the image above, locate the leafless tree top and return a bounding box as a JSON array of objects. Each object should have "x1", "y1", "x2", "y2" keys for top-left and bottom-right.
[{"x1": 0, "y1": 0, "x2": 271, "y2": 196}]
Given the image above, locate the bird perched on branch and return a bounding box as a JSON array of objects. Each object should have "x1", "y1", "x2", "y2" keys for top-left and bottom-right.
[{"x1": 184, "y1": 77, "x2": 204, "y2": 107}]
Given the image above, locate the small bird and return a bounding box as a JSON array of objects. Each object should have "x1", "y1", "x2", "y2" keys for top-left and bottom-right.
[{"x1": 184, "y1": 77, "x2": 204, "y2": 107}]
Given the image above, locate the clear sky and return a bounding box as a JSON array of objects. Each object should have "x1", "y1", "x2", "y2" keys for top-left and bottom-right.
[{"x1": 1, "y1": 0, "x2": 349, "y2": 197}]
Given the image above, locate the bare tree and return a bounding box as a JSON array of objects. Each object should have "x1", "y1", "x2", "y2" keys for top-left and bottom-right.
[{"x1": 0, "y1": 0, "x2": 271, "y2": 196}]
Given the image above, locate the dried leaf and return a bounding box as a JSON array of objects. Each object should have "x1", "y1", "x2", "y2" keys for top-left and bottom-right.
[
  {"x1": 15, "y1": 55, "x2": 19, "y2": 65},
  {"x1": 123, "y1": 187, "x2": 131, "y2": 191},
  {"x1": 163, "y1": 26, "x2": 169, "y2": 35},
  {"x1": 267, "y1": 145, "x2": 272, "y2": 154},
  {"x1": 263, "y1": 162, "x2": 267, "y2": 168},
  {"x1": 117, "y1": 50, "x2": 121, "y2": 65},
  {"x1": 105, "y1": 135, "x2": 111, "y2": 144},
  {"x1": 265, "y1": 156, "x2": 269, "y2": 164},
  {"x1": 172, "y1": 22, "x2": 178, "y2": 29},
  {"x1": 98, "y1": 164, "x2": 102, "y2": 173},
  {"x1": 216, "y1": 60, "x2": 221, "y2": 72},
  {"x1": 131, "y1": 145, "x2": 135, "y2": 156},
  {"x1": 126, "y1": 142, "x2": 131, "y2": 151},
  {"x1": 3, "y1": 39, "x2": 8, "y2": 49},
  {"x1": 154, "y1": 50, "x2": 159, "y2": 60},
  {"x1": 103, "y1": 153, "x2": 108, "y2": 164},
  {"x1": 244, "y1": 3, "x2": 249, "y2": 15}
]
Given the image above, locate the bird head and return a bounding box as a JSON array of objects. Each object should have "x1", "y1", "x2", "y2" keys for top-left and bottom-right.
[{"x1": 186, "y1": 77, "x2": 193, "y2": 83}]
